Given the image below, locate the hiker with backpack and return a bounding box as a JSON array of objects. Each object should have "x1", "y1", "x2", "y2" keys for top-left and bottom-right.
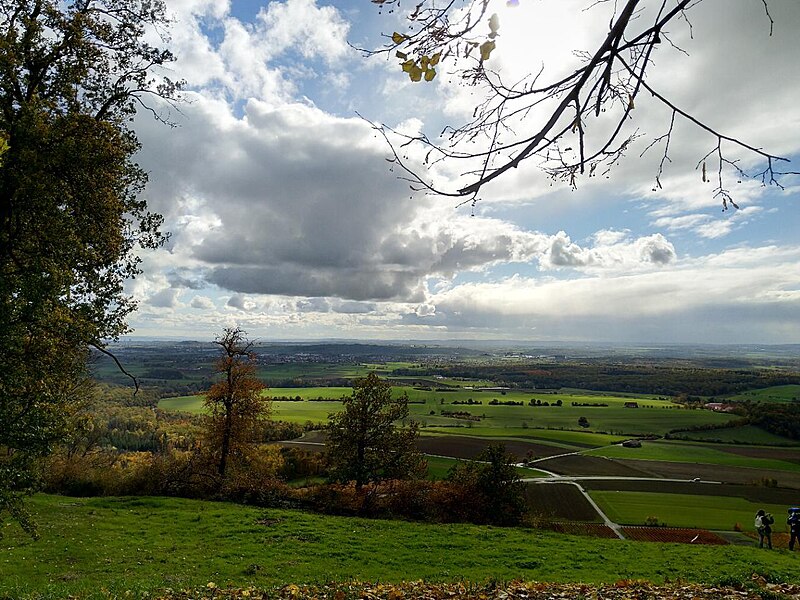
[
  {"x1": 788, "y1": 507, "x2": 800, "y2": 551},
  {"x1": 755, "y1": 509, "x2": 774, "y2": 549}
]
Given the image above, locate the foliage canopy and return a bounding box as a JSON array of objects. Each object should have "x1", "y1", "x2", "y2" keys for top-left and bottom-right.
[
  {"x1": 327, "y1": 373, "x2": 424, "y2": 490},
  {"x1": 0, "y1": 0, "x2": 177, "y2": 533}
]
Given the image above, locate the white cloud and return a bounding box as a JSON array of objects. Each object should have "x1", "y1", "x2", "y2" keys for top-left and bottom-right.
[
  {"x1": 257, "y1": 0, "x2": 351, "y2": 63},
  {"x1": 420, "y1": 245, "x2": 800, "y2": 343},
  {"x1": 190, "y1": 295, "x2": 215, "y2": 309},
  {"x1": 148, "y1": 288, "x2": 182, "y2": 309},
  {"x1": 123, "y1": 0, "x2": 800, "y2": 344}
]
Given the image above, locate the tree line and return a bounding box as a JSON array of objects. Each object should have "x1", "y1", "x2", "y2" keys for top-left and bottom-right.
[{"x1": 392, "y1": 364, "x2": 800, "y2": 397}]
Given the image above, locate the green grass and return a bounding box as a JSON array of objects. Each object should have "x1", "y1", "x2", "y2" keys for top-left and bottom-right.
[
  {"x1": 160, "y1": 390, "x2": 740, "y2": 437},
  {"x1": 586, "y1": 440, "x2": 800, "y2": 472},
  {"x1": 727, "y1": 385, "x2": 800, "y2": 404},
  {"x1": 590, "y1": 491, "x2": 790, "y2": 531},
  {"x1": 3, "y1": 495, "x2": 799, "y2": 599},
  {"x1": 670, "y1": 425, "x2": 800, "y2": 446}
]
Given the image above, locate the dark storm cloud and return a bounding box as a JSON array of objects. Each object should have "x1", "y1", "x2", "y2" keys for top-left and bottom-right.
[{"x1": 136, "y1": 100, "x2": 560, "y2": 302}]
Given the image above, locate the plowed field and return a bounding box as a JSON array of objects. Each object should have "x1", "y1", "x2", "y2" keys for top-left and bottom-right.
[
  {"x1": 525, "y1": 483, "x2": 602, "y2": 521},
  {"x1": 537, "y1": 455, "x2": 653, "y2": 477},
  {"x1": 621, "y1": 527, "x2": 729, "y2": 545},
  {"x1": 716, "y1": 446, "x2": 800, "y2": 463},
  {"x1": 415, "y1": 435, "x2": 565, "y2": 460},
  {"x1": 617, "y1": 459, "x2": 800, "y2": 488},
  {"x1": 581, "y1": 479, "x2": 800, "y2": 504},
  {"x1": 540, "y1": 521, "x2": 618, "y2": 538}
]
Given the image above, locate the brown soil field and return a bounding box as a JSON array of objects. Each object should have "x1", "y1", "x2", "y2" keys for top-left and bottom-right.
[
  {"x1": 616, "y1": 459, "x2": 800, "y2": 489},
  {"x1": 524, "y1": 482, "x2": 602, "y2": 521},
  {"x1": 715, "y1": 446, "x2": 800, "y2": 463},
  {"x1": 621, "y1": 527, "x2": 729, "y2": 545},
  {"x1": 538, "y1": 455, "x2": 654, "y2": 477},
  {"x1": 277, "y1": 432, "x2": 565, "y2": 462},
  {"x1": 580, "y1": 479, "x2": 800, "y2": 504},
  {"x1": 416, "y1": 435, "x2": 565, "y2": 460},
  {"x1": 539, "y1": 521, "x2": 618, "y2": 538}
]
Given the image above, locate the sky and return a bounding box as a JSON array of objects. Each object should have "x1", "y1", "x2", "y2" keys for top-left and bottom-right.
[{"x1": 125, "y1": 0, "x2": 800, "y2": 344}]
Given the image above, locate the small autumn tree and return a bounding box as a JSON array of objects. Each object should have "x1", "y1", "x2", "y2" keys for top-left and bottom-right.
[
  {"x1": 327, "y1": 373, "x2": 424, "y2": 490},
  {"x1": 204, "y1": 328, "x2": 269, "y2": 480}
]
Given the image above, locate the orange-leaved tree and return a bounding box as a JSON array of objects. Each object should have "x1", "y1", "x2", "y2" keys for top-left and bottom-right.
[{"x1": 204, "y1": 328, "x2": 269, "y2": 480}]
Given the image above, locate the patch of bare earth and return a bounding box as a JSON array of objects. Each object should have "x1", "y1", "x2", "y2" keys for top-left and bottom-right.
[
  {"x1": 538, "y1": 455, "x2": 654, "y2": 477},
  {"x1": 615, "y1": 460, "x2": 800, "y2": 489},
  {"x1": 581, "y1": 479, "x2": 800, "y2": 504},
  {"x1": 525, "y1": 483, "x2": 602, "y2": 522},
  {"x1": 416, "y1": 435, "x2": 564, "y2": 460},
  {"x1": 621, "y1": 527, "x2": 729, "y2": 545},
  {"x1": 714, "y1": 446, "x2": 800, "y2": 463}
]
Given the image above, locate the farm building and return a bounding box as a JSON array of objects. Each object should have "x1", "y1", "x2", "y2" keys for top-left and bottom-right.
[{"x1": 624, "y1": 401, "x2": 639, "y2": 408}]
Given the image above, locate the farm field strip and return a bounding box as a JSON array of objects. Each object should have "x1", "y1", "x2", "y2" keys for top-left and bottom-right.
[
  {"x1": 160, "y1": 390, "x2": 736, "y2": 436},
  {"x1": 423, "y1": 455, "x2": 549, "y2": 479},
  {"x1": 422, "y1": 427, "x2": 624, "y2": 448},
  {"x1": 586, "y1": 441, "x2": 800, "y2": 473},
  {"x1": 726, "y1": 384, "x2": 800, "y2": 403},
  {"x1": 589, "y1": 491, "x2": 790, "y2": 532},
  {"x1": 670, "y1": 425, "x2": 800, "y2": 446}
]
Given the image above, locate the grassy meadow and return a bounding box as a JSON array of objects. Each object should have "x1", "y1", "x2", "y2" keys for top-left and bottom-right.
[
  {"x1": 589, "y1": 491, "x2": 790, "y2": 531},
  {"x1": 159, "y1": 387, "x2": 738, "y2": 438},
  {"x1": 3, "y1": 495, "x2": 800, "y2": 600},
  {"x1": 670, "y1": 424, "x2": 798, "y2": 445},
  {"x1": 726, "y1": 384, "x2": 800, "y2": 404}
]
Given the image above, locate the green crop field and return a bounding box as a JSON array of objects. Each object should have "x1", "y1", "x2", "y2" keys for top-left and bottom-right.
[
  {"x1": 3, "y1": 495, "x2": 800, "y2": 600},
  {"x1": 589, "y1": 491, "x2": 790, "y2": 531},
  {"x1": 670, "y1": 425, "x2": 800, "y2": 446},
  {"x1": 727, "y1": 385, "x2": 800, "y2": 404},
  {"x1": 586, "y1": 440, "x2": 800, "y2": 472},
  {"x1": 159, "y1": 389, "x2": 740, "y2": 437}
]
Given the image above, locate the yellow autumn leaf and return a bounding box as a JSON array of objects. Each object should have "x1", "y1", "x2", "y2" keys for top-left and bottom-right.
[
  {"x1": 396, "y1": 50, "x2": 407, "y2": 59},
  {"x1": 401, "y1": 59, "x2": 415, "y2": 72},
  {"x1": 391, "y1": 32, "x2": 406, "y2": 44},
  {"x1": 429, "y1": 52, "x2": 441, "y2": 66},
  {"x1": 409, "y1": 65, "x2": 423, "y2": 82},
  {"x1": 420, "y1": 55, "x2": 429, "y2": 68},
  {"x1": 479, "y1": 40, "x2": 495, "y2": 61},
  {"x1": 424, "y1": 67, "x2": 436, "y2": 81}
]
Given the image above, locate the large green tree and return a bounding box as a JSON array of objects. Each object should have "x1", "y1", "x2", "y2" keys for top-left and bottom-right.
[
  {"x1": 0, "y1": 0, "x2": 178, "y2": 533},
  {"x1": 327, "y1": 373, "x2": 424, "y2": 491}
]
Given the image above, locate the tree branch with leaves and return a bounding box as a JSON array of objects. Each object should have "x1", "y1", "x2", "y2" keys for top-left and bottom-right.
[{"x1": 363, "y1": 0, "x2": 796, "y2": 209}]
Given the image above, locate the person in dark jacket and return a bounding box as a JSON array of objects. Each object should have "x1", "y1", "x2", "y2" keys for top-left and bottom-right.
[
  {"x1": 755, "y1": 509, "x2": 773, "y2": 549},
  {"x1": 788, "y1": 507, "x2": 800, "y2": 551}
]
